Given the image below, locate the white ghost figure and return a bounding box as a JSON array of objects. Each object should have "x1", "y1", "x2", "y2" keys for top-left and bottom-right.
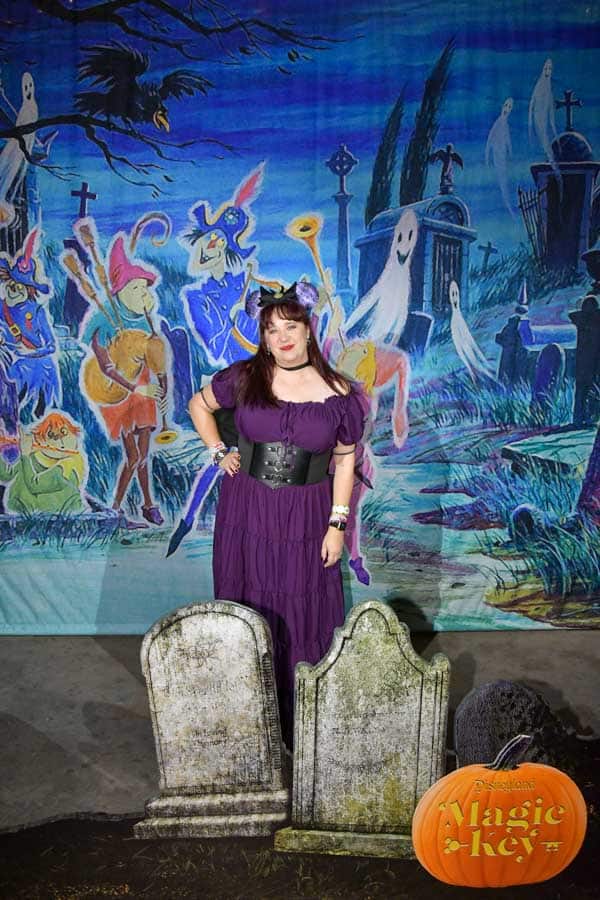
[
  {"x1": 345, "y1": 208, "x2": 418, "y2": 345},
  {"x1": 529, "y1": 58, "x2": 558, "y2": 163},
  {"x1": 449, "y1": 280, "x2": 495, "y2": 383},
  {"x1": 0, "y1": 72, "x2": 38, "y2": 226},
  {"x1": 485, "y1": 97, "x2": 516, "y2": 220}
]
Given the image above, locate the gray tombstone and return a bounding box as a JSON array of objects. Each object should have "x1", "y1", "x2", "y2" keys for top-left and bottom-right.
[
  {"x1": 531, "y1": 342, "x2": 565, "y2": 420},
  {"x1": 399, "y1": 310, "x2": 433, "y2": 357},
  {"x1": 569, "y1": 294, "x2": 600, "y2": 427},
  {"x1": 275, "y1": 600, "x2": 450, "y2": 858},
  {"x1": 454, "y1": 680, "x2": 569, "y2": 768},
  {"x1": 134, "y1": 601, "x2": 290, "y2": 838}
]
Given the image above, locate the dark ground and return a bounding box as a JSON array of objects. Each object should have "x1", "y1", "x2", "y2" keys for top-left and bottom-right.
[{"x1": 1, "y1": 813, "x2": 599, "y2": 900}]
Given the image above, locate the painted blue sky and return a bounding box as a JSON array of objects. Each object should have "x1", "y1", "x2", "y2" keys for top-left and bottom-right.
[{"x1": 2, "y1": 0, "x2": 599, "y2": 288}]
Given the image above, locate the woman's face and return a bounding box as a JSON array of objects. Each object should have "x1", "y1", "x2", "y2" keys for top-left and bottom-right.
[{"x1": 263, "y1": 308, "x2": 310, "y2": 368}]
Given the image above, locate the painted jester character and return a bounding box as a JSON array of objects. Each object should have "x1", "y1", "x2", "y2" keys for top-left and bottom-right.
[{"x1": 0, "y1": 228, "x2": 61, "y2": 419}]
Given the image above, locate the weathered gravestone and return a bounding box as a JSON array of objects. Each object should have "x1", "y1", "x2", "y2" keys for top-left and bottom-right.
[
  {"x1": 531, "y1": 342, "x2": 565, "y2": 422},
  {"x1": 134, "y1": 602, "x2": 290, "y2": 838},
  {"x1": 453, "y1": 679, "x2": 600, "y2": 781},
  {"x1": 274, "y1": 600, "x2": 450, "y2": 858}
]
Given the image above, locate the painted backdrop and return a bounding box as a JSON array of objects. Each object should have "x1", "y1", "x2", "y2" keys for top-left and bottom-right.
[{"x1": 0, "y1": 0, "x2": 598, "y2": 633}]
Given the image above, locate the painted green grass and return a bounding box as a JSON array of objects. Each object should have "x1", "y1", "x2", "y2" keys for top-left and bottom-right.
[
  {"x1": 409, "y1": 370, "x2": 574, "y2": 429},
  {"x1": 469, "y1": 244, "x2": 585, "y2": 312},
  {"x1": 482, "y1": 518, "x2": 600, "y2": 603},
  {"x1": 0, "y1": 510, "x2": 119, "y2": 551}
]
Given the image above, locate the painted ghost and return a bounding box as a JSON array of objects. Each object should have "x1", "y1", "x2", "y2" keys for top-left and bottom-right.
[
  {"x1": 449, "y1": 280, "x2": 495, "y2": 383},
  {"x1": 529, "y1": 58, "x2": 557, "y2": 163},
  {"x1": 485, "y1": 97, "x2": 516, "y2": 219},
  {"x1": 345, "y1": 208, "x2": 418, "y2": 345},
  {"x1": 0, "y1": 73, "x2": 38, "y2": 226}
]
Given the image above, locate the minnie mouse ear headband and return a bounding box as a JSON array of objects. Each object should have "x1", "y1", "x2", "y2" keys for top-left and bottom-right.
[{"x1": 245, "y1": 281, "x2": 319, "y2": 319}]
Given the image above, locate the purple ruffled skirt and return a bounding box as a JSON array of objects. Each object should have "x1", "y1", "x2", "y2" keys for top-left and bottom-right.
[{"x1": 213, "y1": 469, "x2": 345, "y2": 747}]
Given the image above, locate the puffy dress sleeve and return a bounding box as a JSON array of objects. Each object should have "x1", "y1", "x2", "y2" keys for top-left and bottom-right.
[
  {"x1": 210, "y1": 362, "x2": 243, "y2": 410},
  {"x1": 336, "y1": 385, "x2": 369, "y2": 445}
]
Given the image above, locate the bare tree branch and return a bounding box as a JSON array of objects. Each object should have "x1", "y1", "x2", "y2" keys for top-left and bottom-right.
[
  {"x1": 29, "y1": 0, "x2": 340, "y2": 59},
  {"x1": 3, "y1": 0, "x2": 344, "y2": 192},
  {"x1": 144, "y1": 0, "x2": 336, "y2": 48},
  {"x1": 28, "y1": 0, "x2": 208, "y2": 59},
  {"x1": 0, "y1": 113, "x2": 237, "y2": 193}
]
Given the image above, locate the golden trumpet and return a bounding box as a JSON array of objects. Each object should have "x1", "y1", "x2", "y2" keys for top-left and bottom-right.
[
  {"x1": 286, "y1": 213, "x2": 327, "y2": 285},
  {"x1": 285, "y1": 213, "x2": 345, "y2": 347}
]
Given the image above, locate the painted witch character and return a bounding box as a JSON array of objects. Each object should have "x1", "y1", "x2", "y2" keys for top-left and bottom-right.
[
  {"x1": 71, "y1": 223, "x2": 171, "y2": 526},
  {"x1": 0, "y1": 228, "x2": 61, "y2": 419},
  {"x1": 0, "y1": 412, "x2": 87, "y2": 514},
  {"x1": 181, "y1": 164, "x2": 264, "y2": 368}
]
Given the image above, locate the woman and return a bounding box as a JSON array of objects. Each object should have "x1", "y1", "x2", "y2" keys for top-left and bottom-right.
[{"x1": 189, "y1": 281, "x2": 366, "y2": 747}]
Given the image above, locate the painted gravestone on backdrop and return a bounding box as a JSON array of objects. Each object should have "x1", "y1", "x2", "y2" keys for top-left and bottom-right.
[
  {"x1": 134, "y1": 602, "x2": 290, "y2": 838},
  {"x1": 274, "y1": 600, "x2": 450, "y2": 857}
]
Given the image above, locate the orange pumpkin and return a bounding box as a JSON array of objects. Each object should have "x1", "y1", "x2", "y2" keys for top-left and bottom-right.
[{"x1": 411, "y1": 734, "x2": 587, "y2": 888}]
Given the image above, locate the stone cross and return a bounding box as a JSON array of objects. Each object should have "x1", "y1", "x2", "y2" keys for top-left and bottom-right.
[
  {"x1": 326, "y1": 143, "x2": 358, "y2": 296},
  {"x1": 275, "y1": 600, "x2": 450, "y2": 858},
  {"x1": 478, "y1": 239, "x2": 498, "y2": 272},
  {"x1": 555, "y1": 89, "x2": 582, "y2": 133},
  {"x1": 71, "y1": 181, "x2": 97, "y2": 218},
  {"x1": 135, "y1": 601, "x2": 290, "y2": 838}
]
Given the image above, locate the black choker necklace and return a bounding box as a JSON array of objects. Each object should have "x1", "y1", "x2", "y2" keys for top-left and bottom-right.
[{"x1": 277, "y1": 360, "x2": 311, "y2": 371}]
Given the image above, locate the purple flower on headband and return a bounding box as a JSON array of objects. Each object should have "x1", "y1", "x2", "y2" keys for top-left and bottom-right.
[
  {"x1": 245, "y1": 289, "x2": 262, "y2": 319},
  {"x1": 244, "y1": 281, "x2": 319, "y2": 319},
  {"x1": 295, "y1": 281, "x2": 319, "y2": 308}
]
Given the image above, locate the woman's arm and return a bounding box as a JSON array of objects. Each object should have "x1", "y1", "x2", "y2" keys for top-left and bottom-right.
[
  {"x1": 321, "y1": 443, "x2": 356, "y2": 567},
  {"x1": 188, "y1": 383, "x2": 240, "y2": 477}
]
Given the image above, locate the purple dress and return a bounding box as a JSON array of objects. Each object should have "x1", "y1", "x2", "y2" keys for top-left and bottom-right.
[{"x1": 211, "y1": 362, "x2": 366, "y2": 745}]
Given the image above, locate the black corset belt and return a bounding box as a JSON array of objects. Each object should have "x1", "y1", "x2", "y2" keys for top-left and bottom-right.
[{"x1": 238, "y1": 434, "x2": 331, "y2": 489}]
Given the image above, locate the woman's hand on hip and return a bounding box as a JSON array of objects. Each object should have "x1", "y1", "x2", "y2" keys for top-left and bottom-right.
[
  {"x1": 321, "y1": 526, "x2": 345, "y2": 567},
  {"x1": 219, "y1": 450, "x2": 241, "y2": 477}
]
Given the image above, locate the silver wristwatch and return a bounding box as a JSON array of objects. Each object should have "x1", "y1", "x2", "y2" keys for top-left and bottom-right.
[{"x1": 212, "y1": 447, "x2": 229, "y2": 465}]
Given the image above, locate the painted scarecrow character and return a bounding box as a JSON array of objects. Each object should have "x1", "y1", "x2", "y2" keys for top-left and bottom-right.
[{"x1": 0, "y1": 228, "x2": 61, "y2": 419}]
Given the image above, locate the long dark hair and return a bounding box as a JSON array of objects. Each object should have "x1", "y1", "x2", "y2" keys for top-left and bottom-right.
[{"x1": 236, "y1": 300, "x2": 352, "y2": 407}]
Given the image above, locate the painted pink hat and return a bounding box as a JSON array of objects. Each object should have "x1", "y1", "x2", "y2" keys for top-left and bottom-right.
[{"x1": 108, "y1": 235, "x2": 157, "y2": 296}]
